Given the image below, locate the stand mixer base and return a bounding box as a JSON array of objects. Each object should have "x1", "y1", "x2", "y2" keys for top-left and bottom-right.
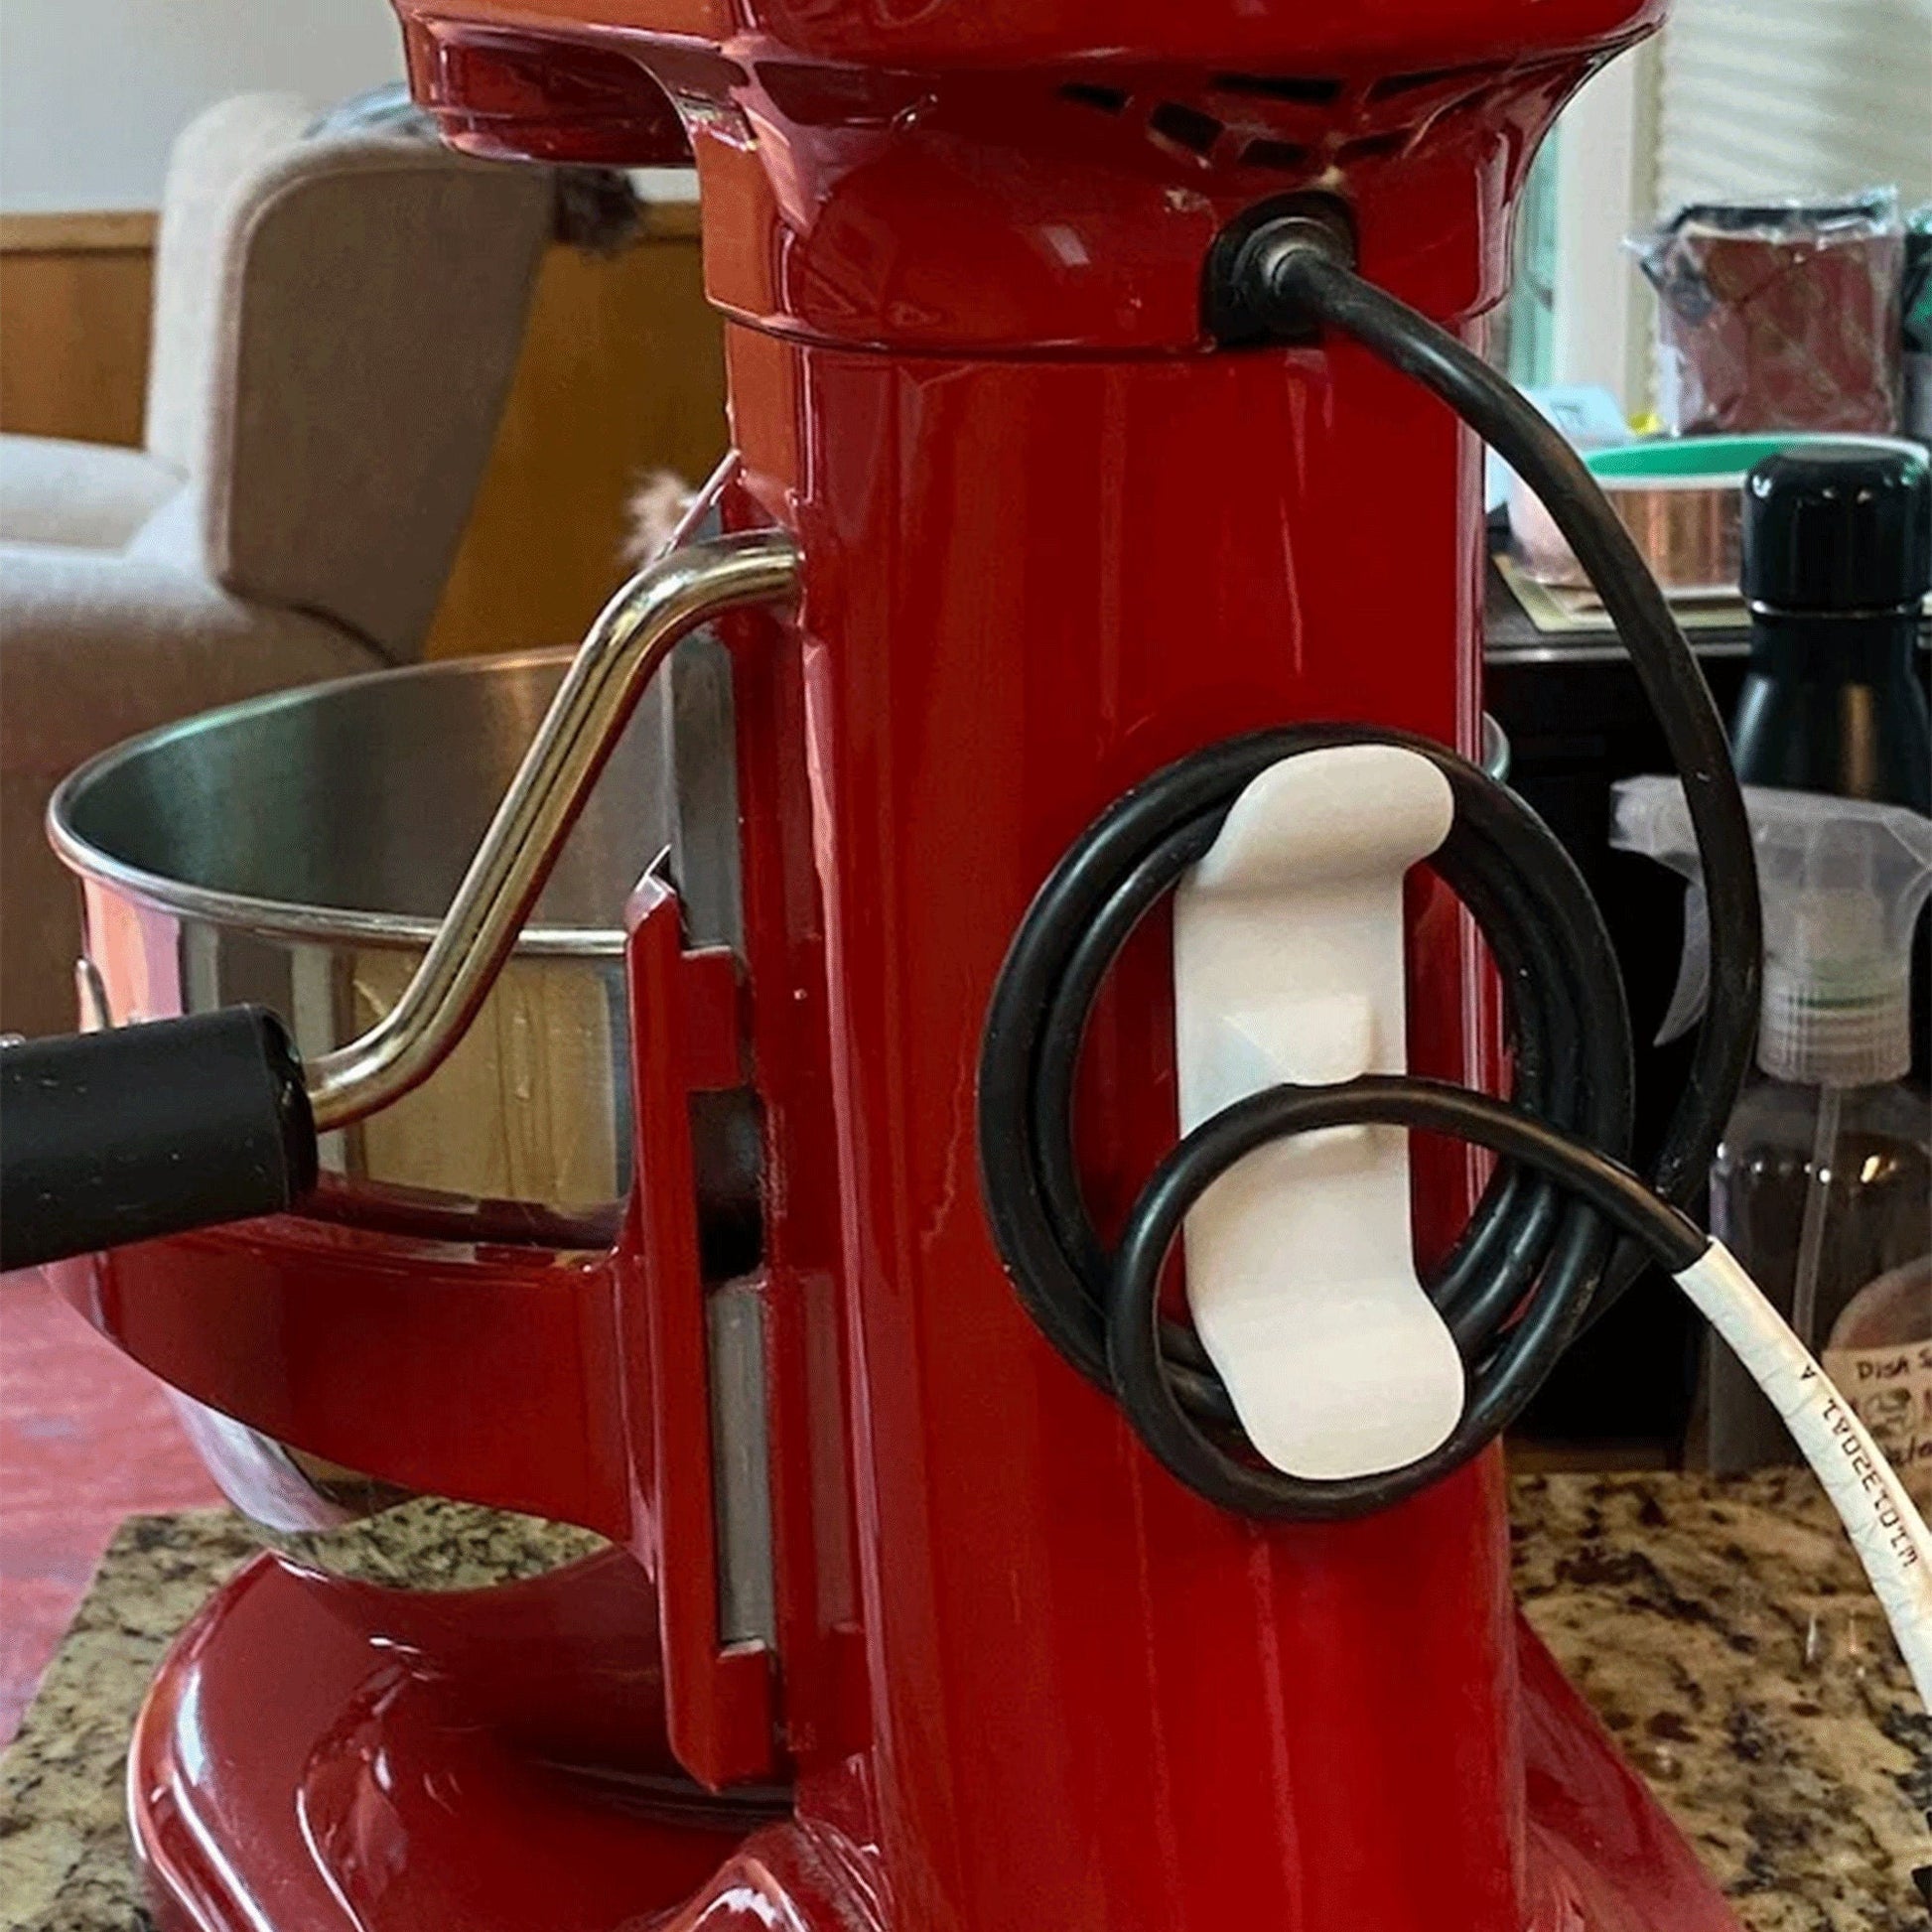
[{"x1": 129, "y1": 1555, "x2": 1738, "y2": 1931}]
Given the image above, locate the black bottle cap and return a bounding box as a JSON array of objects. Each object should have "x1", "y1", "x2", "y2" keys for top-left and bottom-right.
[{"x1": 1741, "y1": 441, "x2": 1931, "y2": 614}]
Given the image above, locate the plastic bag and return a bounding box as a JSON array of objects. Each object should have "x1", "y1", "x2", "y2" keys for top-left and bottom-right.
[{"x1": 1630, "y1": 190, "x2": 1905, "y2": 435}]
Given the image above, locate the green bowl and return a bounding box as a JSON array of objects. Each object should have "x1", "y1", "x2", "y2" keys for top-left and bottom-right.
[
  {"x1": 1586, "y1": 432, "x2": 1913, "y2": 483},
  {"x1": 1587, "y1": 435, "x2": 1791, "y2": 482}
]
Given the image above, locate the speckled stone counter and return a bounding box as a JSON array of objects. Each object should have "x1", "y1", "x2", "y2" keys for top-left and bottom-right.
[
  {"x1": 1513, "y1": 1470, "x2": 1929, "y2": 1931},
  {"x1": 1, "y1": 1474, "x2": 1925, "y2": 1931}
]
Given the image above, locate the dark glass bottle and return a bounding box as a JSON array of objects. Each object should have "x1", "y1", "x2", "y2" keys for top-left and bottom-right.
[{"x1": 1728, "y1": 441, "x2": 1931, "y2": 811}]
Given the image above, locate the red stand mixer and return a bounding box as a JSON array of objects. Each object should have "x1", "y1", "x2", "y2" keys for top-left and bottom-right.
[{"x1": 22, "y1": 1, "x2": 1908, "y2": 1926}]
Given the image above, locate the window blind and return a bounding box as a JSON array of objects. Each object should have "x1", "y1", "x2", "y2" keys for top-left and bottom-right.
[{"x1": 1653, "y1": 0, "x2": 1931, "y2": 211}]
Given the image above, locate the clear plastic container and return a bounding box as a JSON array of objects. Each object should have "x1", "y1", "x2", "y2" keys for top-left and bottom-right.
[
  {"x1": 1707, "y1": 1074, "x2": 1931, "y2": 1474},
  {"x1": 1615, "y1": 776, "x2": 1932, "y2": 1476}
]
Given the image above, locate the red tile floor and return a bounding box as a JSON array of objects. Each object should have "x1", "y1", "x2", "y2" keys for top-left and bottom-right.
[{"x1": 0, "y1": 1269, "x2": 218, "y2": 1742}]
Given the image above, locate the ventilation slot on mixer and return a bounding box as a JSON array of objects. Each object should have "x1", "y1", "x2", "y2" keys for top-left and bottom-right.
[
  {"x1": 1335, "y1": 130, "x2": 1409, "y2": 165},
  {"x1": 1240, "y1": 138, "x2": 1312, "y2": 173},
  {"x1": 1366, "y1": 63, "x2": 1495, "y2": 101},
  {"x1": 1148, "y1": 101, "x2": 1224, "y2": 158},
  {"x1": 1208, "y1": 72, "x2": 1344, "y2": 105},
  {"x1": 1058, "y1": 81, "x2": 1130, "y2": 114}
]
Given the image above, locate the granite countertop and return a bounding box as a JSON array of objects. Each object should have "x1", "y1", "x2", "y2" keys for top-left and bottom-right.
[
  {"x1": 1513, "y1": 1469, "x2": 1928, "y2": 1930},
  {"x1": 1, "y1": 1473, "x2": 1926, "y2": 1931}
]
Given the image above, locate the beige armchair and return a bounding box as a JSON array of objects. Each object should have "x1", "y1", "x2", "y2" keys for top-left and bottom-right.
[{"x1": 0, "y1": 93, "x2": 555, "y2": 1035}]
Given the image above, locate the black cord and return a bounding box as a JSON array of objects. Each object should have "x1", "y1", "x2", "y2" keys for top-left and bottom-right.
[
  {"x1": 975, "y1": 231, "x2": 1762, "y2": 1519},
  {"x1": 1109, "y1": 1080, "x2": 1708, "y2": 1516},
  {"x1": 1263, "y1": 244, "x2": 1761, "y2": 1285},
  {"x1": 979, "y1": 724, "x2": 1641, "y2": 1515}
]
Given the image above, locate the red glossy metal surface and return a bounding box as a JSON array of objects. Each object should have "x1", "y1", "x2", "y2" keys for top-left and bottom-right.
[
  {"x1": 402, "y1": 25, "x2": 693, "y2": 161},
  {"x1": 395, "y1": 0, "x2": 1663, "y2": 105},
  {"x1": 44, "y1": 1228, "x2": 632, "y2": 1539},
  {"x1": 124, "y1": 1553, "x2": 1736, "y2": 1932},
  {"x1": 130, "y1": 1551, "x2": 782, "y2": 1932},
  {"x1": 404, "y1": 12, "x2": 1630, "y2": 349},
  {"x1": 1515, "y1": 1619, "x2": 1741, "y2": 1932},
  {"x1": 110, "y1": 0, "x2": 1745, "y2": 1925},
  {"x1": 728, "y1": 334, "x2": 1525, "y2": 1928},
  {"x1": 621, "y1": 879, "x2": 778, "y2": 1786},
  {"x1": 717, "y1": 581, "x2": 872, "y2": 1771},
  {"x1": 49, "y1": 881, "x2": 806, "y2": 1791}
]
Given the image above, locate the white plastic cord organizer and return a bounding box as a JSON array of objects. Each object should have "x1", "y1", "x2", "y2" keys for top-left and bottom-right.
[{"x1": 1172, "y1": 743, "x2": 1465, "y2": 1480}]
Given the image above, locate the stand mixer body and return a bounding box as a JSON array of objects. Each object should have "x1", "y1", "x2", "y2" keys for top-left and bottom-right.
[{"x1": 52, "y1": 4, "x2": 1744, "y2": 1926}]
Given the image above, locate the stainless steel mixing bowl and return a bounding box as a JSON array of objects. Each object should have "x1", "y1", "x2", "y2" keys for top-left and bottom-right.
[{"x1": 50, "y1": 649, "x2": 685, "y2": 1247}]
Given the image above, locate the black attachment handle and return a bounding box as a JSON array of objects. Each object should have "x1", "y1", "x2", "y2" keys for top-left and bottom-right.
[{"x1": 1, "y1": 1008, "x2": 318, "y2": 1272}]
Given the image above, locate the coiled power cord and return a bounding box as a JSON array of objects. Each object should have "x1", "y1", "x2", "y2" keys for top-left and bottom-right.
[
  {"x1": 973, "y1": 200, "x2": 1932, "y2": 1794},
  {"x1": 979, "y1": 210, "x2": 1761, "y2": 1519}
]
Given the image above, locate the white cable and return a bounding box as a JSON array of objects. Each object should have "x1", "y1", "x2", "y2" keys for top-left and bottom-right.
[{"x1": 1675, "y1": 1237, "x2": 1932, "y2": 1709}]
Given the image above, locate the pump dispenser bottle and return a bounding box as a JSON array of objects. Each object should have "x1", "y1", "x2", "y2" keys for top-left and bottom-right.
[{"x1": 1613, "y1": 781, "x2": 1932, "y2": 1485}]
